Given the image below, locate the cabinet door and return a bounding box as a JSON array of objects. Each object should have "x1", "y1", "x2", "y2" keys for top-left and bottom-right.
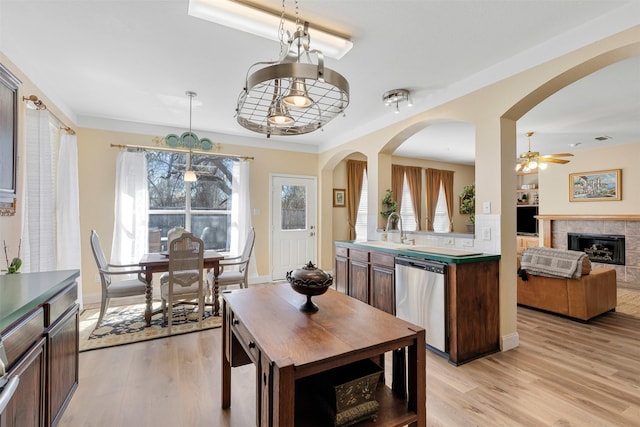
[
  {"x1": 47, "y1": 306, "x2": 79, "y2": 426},
  {"x1": 1, "y1": 337, "x2": 46, "y2": 427},
  {"x1": 334, "y1": 256, "x2": 348, "y2": 294},
  {"x1": 348, "y1": 260, "x2": 369, "y2": 304},
  {"x1": 371, "y1": 265, "x2": 395, "y2": 314}
]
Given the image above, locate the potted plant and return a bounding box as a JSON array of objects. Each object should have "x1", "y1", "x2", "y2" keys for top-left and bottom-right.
[
  {"x1": 380, "y1": 189, "x2": 398, "y2": 229},
  {"x1": 459, "y1": 184, "x2": 475, "y2": 233}
]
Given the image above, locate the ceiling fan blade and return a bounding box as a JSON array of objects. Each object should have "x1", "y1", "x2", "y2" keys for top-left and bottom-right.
[
  {"x1": 539, "y1": 157, "x2": 570, "y2": 164},
  {"x1": 541, "y1": 153, "x2": 574, "y2": 158}
]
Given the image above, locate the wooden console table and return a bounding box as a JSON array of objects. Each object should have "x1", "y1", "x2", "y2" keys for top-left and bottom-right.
[{"x1": 221, "y1": 284, "x2": 426, "y2": 426}]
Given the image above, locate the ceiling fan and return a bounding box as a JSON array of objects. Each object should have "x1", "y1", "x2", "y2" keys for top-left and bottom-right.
[{"x1": 516, "y1": 131, "x2": 573, "y2": 172}]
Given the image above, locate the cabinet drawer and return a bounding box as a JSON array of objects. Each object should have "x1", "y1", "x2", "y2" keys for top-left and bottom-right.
[
  {"x1": 335, "y1": 245, "x2": 348, "y2": 258},
  {"x1": 350, "y1": 249, "x2": 369, "y2": 263},
  {"x1": 1, "y1": 308, "x2": 44, "y2": 370},
  {"x1": 371, "y1": 251, "x2": 395, "y2": 268},
  {"x1": 231, "y1": 313, "x2": 259, "y2": 363},
  {"x1": 45, "y1": 283, "x2": 77, "y2": 327}
]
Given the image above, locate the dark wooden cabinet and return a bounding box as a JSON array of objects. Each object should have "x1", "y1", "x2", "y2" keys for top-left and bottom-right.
[
  {"x1": 1, "y1": 338, "x2": 46, "y2": 427},
  {"x1": 335, "y1": 245, "x2": 396, "y2": 313},
  {"x1": 370, "y1": 252, "x2": 395, "y2": 314},
  {"x1": 0, "y1": 271, "x2": 79, "y2": 427},
  {"x1": 448, "y1": 260, "x2": 500, "y2": 365},
  {"x1": 46, "y1": 302, "x2": 79, "y2": 426},
  {"x1": 347, "y1": 249, "x2": 370, "y2": 304},
  {"x1": 0, "y1": 308, "x2": 46, "y2": 427},
  {"x1": 334, "y1": 245, "x2": 348, "y2": 294}
]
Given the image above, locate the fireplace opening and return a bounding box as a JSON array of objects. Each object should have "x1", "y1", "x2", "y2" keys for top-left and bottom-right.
[{"x1": 567, "y1": 233, "x2": 625, "y2": 265}]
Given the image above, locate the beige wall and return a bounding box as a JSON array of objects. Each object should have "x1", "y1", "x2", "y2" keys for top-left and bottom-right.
[
  {"x1": 77, "y1": 127, "x2": 318, "y2": 301},
  {"x1": 540, "y1": 140, "x2": 640, "y2": 216}
]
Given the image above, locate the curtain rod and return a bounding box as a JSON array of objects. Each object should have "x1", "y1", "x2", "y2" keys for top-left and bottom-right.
[
  {"x1": 110, "y1": 143, "x2": 254, "y2": 160},
  {"x1": 22, "y1": 95, "x2": 76, "y2": 135}
]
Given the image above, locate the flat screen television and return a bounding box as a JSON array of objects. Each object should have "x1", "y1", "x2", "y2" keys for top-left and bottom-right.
[{"x1": 517, "y1": 206, "x2": 538, "y2": 235}]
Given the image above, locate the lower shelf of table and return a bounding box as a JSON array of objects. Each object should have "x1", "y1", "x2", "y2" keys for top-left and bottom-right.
[{"x1": 295, "y1": 382, "x2": 418, "y2": 426}]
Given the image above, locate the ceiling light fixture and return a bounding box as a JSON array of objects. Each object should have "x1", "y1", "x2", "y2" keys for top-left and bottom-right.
[
  {"x1": 164, "y1": 91, "x2": 199, "y2": 182},
  {"x1": 383, "y1": 89, "x2": 412, "y2": 114},
  {"x1": 188, "y1": 0, "x2": 353, "y2": 60},
  {"x1": 515, "y1": 132, "x2": 573, "y2": 172},
  {"x1": 234, "y1": 0, "x2": 350, "y2": 138}
]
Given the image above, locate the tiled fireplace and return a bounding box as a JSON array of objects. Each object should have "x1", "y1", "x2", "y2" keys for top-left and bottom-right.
[{"x1": 538, "y1": 215, "x2": 640, "y2": 283}]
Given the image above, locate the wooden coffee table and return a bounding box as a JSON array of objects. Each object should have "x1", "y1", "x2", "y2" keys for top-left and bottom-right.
[{"x1": 221, "y1": 284, "x2": 426, "y2": 426}]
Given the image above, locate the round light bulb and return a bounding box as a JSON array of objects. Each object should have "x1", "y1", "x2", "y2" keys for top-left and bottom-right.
[{"x1": 184, "y1": 170, "x2": 197, "y2": 182}]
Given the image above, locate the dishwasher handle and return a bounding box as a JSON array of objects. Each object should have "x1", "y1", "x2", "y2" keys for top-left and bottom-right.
[{"x1": 395, "y1": 257, "x2": 446, "y2": 274}]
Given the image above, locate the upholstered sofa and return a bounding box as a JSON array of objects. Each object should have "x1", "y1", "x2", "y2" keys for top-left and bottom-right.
[{"x1": 517, "y1": 247, "x2": 617, "y2": 322}]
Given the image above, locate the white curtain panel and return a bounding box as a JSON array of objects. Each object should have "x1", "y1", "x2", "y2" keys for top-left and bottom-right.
[
  {"x1": 21, "y1": 109, "x2": 57, "y2": 273},
  {"x1": 56, "y1": 133, "x2": 83, "y2": 308},
  {"x1": 231, "y1": 160, "x2": 257, "y2": 279},
  {"x1": 111, "y1": 151, "x2": 149, "y2": 265}
]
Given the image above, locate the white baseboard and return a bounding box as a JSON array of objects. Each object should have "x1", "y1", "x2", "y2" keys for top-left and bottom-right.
[{"x1": 501, "y1": 332, "x2": 520, "y2": 351}]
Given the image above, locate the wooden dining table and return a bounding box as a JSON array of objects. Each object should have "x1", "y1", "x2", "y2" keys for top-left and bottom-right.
[{"x1": 138, "y1": 249, "x2": 225, "y2": 326}]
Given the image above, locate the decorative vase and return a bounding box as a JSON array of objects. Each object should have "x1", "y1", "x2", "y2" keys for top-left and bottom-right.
[
  {"x1": 466, "y1": 224, "x2": 475, "y2": 234},
  {"x1": 286, "y1": 261, "x2": 333, "y2": 312}
]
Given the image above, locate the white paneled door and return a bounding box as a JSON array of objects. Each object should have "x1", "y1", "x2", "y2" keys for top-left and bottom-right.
[{"x1": 271, "y1": 175, "x2": 317, "y2": 280}]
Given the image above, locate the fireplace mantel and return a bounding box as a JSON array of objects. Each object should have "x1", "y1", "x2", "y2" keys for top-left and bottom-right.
[{"x1": 537, "y1": 214, "x2": 640, "y2": 221}]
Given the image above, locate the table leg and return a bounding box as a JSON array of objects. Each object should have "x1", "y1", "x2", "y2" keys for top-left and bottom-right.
[
  {"x1": 144, "y1": 270, "x2": 153, "y2": 327},
  {"x1": 406, "y1": 328, "x2": 426, "y2": 426},
  {"x1": 222, "y1": 301, "x2": 232, "y2": 409},
  {"x1": 271, "y1": 361, "x2": 295, "y2": 427},
  {"x1": 213, "y1": 264, "x2": 221, "y2": 316}
]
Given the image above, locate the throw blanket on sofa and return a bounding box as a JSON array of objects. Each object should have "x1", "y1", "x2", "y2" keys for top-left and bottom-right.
[{"x1": 520, "y1": 247, "x2": 587, "y2": 280}]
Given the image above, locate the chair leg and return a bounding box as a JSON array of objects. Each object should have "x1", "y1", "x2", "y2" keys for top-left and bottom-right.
[
  {"x1": 96, "y1": 296, "x2": 110, "y2": 327},
  {"x1": 161, "y1": 298, "x2": 167, "y2": 326}
]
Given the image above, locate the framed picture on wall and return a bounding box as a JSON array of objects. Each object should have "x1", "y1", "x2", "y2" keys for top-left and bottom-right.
[
  {"x1": 333, "y1": 188, "x2": 346, "y2": 207},
  {"x1": 569, "y1": 169, "x2": 621, "y2": 202},
  {"x1": 0, "y1": 63, "x2": 21, "y2": 216}
]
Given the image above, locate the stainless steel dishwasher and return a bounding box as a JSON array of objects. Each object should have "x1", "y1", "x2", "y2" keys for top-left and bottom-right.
[{"x1": 395, "y1": 256, "x2": 447, "y2": 353}]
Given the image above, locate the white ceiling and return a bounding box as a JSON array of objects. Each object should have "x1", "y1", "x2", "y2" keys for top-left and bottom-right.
[{"x1": 1, "y1": 0, "x2": 639, "y2": 165}]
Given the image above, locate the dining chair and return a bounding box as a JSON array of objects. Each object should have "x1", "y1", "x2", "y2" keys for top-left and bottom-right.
[
  {"x1": 211, "y1": 227, "x2": 256, "y2": 292},
  {"x1": 160, "y1": 226, "x2": 186, "y2": 285},
  {"x1": 90, "y1": 230, "x2": 148, "y2": 327},
  {"x1": 161, "y1": 232, "x2": 205, "y2": 331}
]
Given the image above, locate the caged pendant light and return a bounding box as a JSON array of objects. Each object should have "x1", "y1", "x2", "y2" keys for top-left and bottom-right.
[{"x1": 235, "y1": 0, "x2": 350, "y2": 138}]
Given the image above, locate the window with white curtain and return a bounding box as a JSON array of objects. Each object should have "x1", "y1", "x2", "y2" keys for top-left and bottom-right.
[
  {"x1": 399, "y1": 173, "x2": 417, "y2": 231},
  {"x1": 355, "y1": 170, "x2": 368, "y2": 241},
  {"x1": 146, "y1": 151, "x2": 235, "y2": 250},
  {"x1": 432, "y1": 183, "x2": 450, "y2": 233}
]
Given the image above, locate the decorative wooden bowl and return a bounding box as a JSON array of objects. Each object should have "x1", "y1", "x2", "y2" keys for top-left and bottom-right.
[{"x1": 286, "y1": 261, "x2": 333, "y2": 312}]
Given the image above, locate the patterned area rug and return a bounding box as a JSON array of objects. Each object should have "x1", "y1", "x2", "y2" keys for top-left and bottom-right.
[{"x1": 79, "y1": 302, "x2": 222, "y2": 352}]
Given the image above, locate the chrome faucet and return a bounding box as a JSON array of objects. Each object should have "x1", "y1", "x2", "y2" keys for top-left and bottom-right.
[{"x1": 386, "y1": 212, "x2": 407, "y2": 244}]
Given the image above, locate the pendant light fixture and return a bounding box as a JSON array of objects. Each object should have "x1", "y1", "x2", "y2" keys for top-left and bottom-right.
[
  {"x1": 235, "y1": 0, "x2": 350, "y2": 138},
  {"x1": 164, "y1": 90, "x2": 198, "y2": 182}
]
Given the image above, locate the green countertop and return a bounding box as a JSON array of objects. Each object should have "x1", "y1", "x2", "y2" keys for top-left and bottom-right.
[
  {"x1": 336, "y1": 240, "x2": 500, "y2": 264},
  {"x1": 0, "y1": 270, "x2": 80, "y2": 333}
]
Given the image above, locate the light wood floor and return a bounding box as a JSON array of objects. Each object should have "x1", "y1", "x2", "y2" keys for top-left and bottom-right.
[{"x1": 59, "y1": 285, "x2": 640, "y2": 427}]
